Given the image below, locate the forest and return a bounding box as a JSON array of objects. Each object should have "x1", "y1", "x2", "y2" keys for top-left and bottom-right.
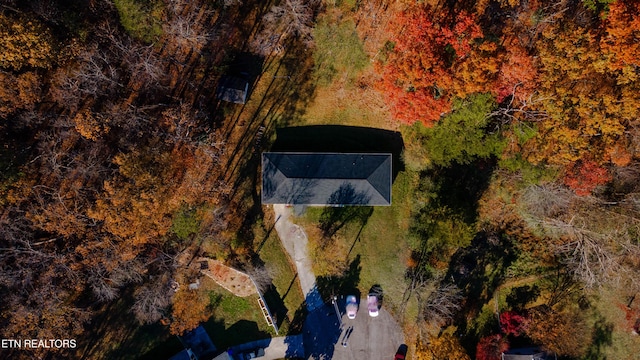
[{"x1": 1, "y1": 0, "x2": 640, "y2": 359}]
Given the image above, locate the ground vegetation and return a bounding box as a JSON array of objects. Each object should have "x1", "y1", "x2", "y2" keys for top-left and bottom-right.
[{"x1": 3, "y1": 0, "x2": 640, "y2": 359}]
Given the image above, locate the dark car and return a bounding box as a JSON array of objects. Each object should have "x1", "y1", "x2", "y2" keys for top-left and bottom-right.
[
  {"x1": 394, "y1": 344, "x2": 408, "y2": 360},
  {"x1": 242, "y1": 347, "x2": 265, "y2": 359}
]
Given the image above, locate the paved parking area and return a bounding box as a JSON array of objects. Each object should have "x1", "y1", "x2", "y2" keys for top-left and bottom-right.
[{"x1": 332, "y1": 300, "x2": 404, "y2": 360}]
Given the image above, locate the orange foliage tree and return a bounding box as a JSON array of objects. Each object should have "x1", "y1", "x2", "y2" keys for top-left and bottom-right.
[
  {"x1": 563, "y1": 159, "x2": 612, "y2": 196},
  {"x1": 378, "y1": 6, "x2": 482, "y2": 126},
  {"x1": 601, "y1": 0, "x2": 640, "y2": 78}
]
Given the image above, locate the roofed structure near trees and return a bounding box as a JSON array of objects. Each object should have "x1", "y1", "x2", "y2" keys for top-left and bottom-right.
[
  {"x1": 262, "y1": 152, "x2": 392, "y2": 206},
  {"x1": 216, "y1": 75, "x2": 250, "y2": 104}
]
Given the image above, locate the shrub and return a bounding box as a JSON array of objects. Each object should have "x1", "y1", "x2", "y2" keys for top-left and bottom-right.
[
  {"x1": 500, "y1": 311, "x2": 527, "y2": 337},
  {"x1": 476, "y1": 334, "x2": 509, "y2": 360}
]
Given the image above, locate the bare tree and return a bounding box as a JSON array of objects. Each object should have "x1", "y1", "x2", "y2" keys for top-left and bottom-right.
[
  {"x1": 422, "y1": 283, "x2": 463, "y2": 328},
  {"x1": 252, "y1": 0, "x2": 321, "y2": 55},
  {"x1": 246, "y1": 264, "x2": 273, "y2": 294},
  {"x1": 132, "y1": 274, "x2": 174, "y2": 324},
  {"x1": 489, "y1": 91, "x2": 550, "y2": 125},
  {"x1": 520, "y1": 184, "x2": 573, "y2": 220},
  {"x1": 521, "y1": 184, "x2": 640, "y2": 290},
  {"x1": 164, "y1": 0, "x2": 216, "y2": 56}
]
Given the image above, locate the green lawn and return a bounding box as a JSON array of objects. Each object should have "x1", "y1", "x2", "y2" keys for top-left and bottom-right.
[
  {"x1": 587, "y1": 288, "x2": 640, "y2": 360},
  {"x1": 202, "y1": 280, "x2": 275, "y2": 350},
  {"x1": 299, "y1": 170, "x2": 420, "y2": 323}
]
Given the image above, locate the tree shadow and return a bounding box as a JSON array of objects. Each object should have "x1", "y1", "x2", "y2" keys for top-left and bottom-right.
[
  {"x1": 76, "y1": 287, "x2": 181, "y2": 360},
  {"x1": 203, "y1": 319, "x2": 271, "y2": 351},
  {"x1": 584, "y1": 315, "x2": 614, "y2": 360},
  {"x1": 262, "y1": 284, "x2": 290, "y2": 330},
  {"x1": 318, "y1": 205, "x2": 373, "y2": 239},
  {"x1": 506, "y1": 285, "x2": 541, "y2": 311},
  {"x1": 431, "y1": 158, "x2": 495, "y2": 224},
  {"x1": 316, "y1": 255, "x2": 362, "y2": 301},
  {"x1": 446, "y1": 231, "x2": 518, "y2": 350}
]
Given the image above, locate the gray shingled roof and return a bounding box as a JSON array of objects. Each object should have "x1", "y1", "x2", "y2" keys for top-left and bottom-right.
[
  {"x1": 262, "y1": 152, "x2": 392, "y2": 206},
  {"x1": 502, "y1": 348, "x2": 555, "y2": 360}
]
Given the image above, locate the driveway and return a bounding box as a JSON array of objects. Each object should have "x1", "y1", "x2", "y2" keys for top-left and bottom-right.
[
  {"x1": 333, "y1": 302, "x2": 404, "y2": 360},
  {"x1": 272, "y1": 205, "x2": 404, "y2": 359}
]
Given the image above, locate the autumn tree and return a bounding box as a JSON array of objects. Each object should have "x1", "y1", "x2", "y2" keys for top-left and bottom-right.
[
  {"x1": 378, "y1": 6, "x2": 482, "y2": 125},
  {"x1": 0, "y1": 12, "x2": 57, "y2": 70},
  {"x1": 525, "y1": 306, "x2": 589, "y2": 358},
  {"x1": 415, "y1": 329, "x2": 470, "y2": 360},
  {"x1": 601, "y1": 0, "x2": 640, "y2": 80},
  {"x1": 476, "y1": 334, "x2": 509, "y2": 360},
  {"x1": 0, "y1": 71, "x2": 42, "y2": 117},
  {"x1": 169, "y1": 285, "x2": 212, "y2": 335},
  {"x1": 520, "y1": 5, "x2": 639, "y2": 179},
  {"x1": 562, "y1": 159, "x2": 612, "y2": 196},
  {"x1": 499, "y1": 311, "x2": 527, "y2": 337}
]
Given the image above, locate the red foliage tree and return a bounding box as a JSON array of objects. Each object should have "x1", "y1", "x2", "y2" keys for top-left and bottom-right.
[
  {"x1": 378, "y1": 6, "x2": 482, "y2": 126},
  {"x1": 563, "y1": 159, "x2": 612, "y2": 196},
  {"x1": 476, "y1": 334, "x2": 509, "y2": 360},
  {"x1": 500, "y1": 310, "x2": 527, "y2": 336}
]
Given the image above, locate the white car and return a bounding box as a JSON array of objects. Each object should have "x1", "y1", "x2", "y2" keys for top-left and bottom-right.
[
  {"x1": 346, "y1": 295, "x2": 358, "y2": 319},
  {"x1": 367, "y1": 294, "x2": 379, "y2": 317}
]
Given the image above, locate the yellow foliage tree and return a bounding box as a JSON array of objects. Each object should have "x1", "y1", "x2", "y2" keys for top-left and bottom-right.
[
  {"x1": 169, "y1": 287, "x2": 211, "y2": 335},
  {"x1": 0, "y1": 71, "x2": 42, "y2": 116},
  {"x1": 0, "y1": 13, "x2": 56, "y2": 70},
  {"x1": 414, "y1": 330, "x2": 471, "y2": 360}
]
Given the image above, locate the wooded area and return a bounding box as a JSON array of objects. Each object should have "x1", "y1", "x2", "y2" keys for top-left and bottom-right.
[{"x1": 1, "y1": 0, "x2": 640, "y2": 359}]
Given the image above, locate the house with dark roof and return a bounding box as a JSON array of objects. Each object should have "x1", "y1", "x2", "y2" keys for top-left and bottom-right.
[
  {"x1": 502, "y1": 347, "x2": 556, "y2": 360},
  {"x1": 262, "y1": 152, "x2": 392, "y2": 206}
]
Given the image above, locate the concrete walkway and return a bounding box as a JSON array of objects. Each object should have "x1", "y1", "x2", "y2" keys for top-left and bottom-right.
[{"x1": 272, "y1": 204, "x2": 323, "y2": 310}]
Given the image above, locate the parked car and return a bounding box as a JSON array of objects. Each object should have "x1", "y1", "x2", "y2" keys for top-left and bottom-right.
[
  {"x1": 394, "y1": 344, "x2": 408, "y2": 360},
  {"x1": 242, "y1": 347, "x2": 265, "y2": 359},
  {"x1": 367, "y1": 294, "x2": 379, "y2": 317},
  {"x1": 345, "y1": 295, "x2": 358, "y2": 319}
]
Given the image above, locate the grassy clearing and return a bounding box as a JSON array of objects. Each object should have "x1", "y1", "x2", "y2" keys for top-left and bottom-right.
[
  {"x1": 289, "y1": 7, "x2": 393, "y2": 130},
  {"x1": 113, "y1": 0, "x2": 163, "y2": 43},
  {"x1": 293, "y1": 65, "x2": 393, "y2": 129},
  {"x1": 202, "y1": 279, "x2": 275, "y2": 350},
  {"x1": 312, "y1": 15, "x2": 368, "y2": 86},
  {"x1": 588, "y1": 288, "x2": 640, "y2": 360}
]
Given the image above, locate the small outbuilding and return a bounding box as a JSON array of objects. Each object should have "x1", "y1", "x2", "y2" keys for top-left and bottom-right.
[
  {"x1": 262, "y1": 152, "x2": 392, "y2": 206},
  {"x1": 216, "y1": 75, "x2": 250, "y2": 104}
]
